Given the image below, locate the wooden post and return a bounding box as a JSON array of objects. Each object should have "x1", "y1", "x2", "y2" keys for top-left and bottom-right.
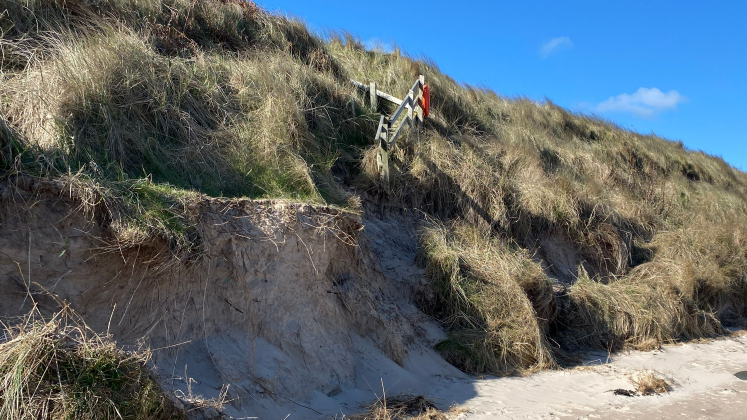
[
  {"x1": 417, "y1": 75, "x2": 425, "y2": 131},
  {"x1": 352, "y1": 75, "x2": 427, "y2": 189},
  {"x1": 370, "y1": 81, "x2": 378, "y2": 111},
  {"x1": 377, "y1": 117, "x2": 390, "y2": 188}
]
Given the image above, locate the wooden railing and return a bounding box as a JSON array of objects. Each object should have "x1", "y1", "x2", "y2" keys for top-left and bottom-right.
[{"x1": 351, "y1": 75, "x2": 427, "y2": 187}]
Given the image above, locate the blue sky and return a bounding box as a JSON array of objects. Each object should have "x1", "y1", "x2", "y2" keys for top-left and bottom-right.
[{"x1": 257, "y1": 1, "x2": 747, "y2": 171}]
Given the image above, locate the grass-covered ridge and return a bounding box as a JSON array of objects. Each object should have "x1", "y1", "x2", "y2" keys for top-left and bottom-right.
[
  {"x1": 1, "y1": 0, "x2": 375, "y2": 250},
  {"x1": 1, "y1": 0, "x2": 746, "y2": 376}
]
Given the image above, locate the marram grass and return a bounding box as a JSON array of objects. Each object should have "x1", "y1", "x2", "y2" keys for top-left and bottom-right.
[
  {"x1": 0, "y1": 308, "x2": 181, "y2": 420},
  {"x1": 1, "y1": 0, "x2": 746, "y2": 376}
]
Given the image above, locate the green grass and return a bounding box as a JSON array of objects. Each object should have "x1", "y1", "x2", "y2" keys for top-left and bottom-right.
[
  {"x1": 0, "y1": 309, "x2": 182, "y2": 420},
  {"x1": 1, "y1": 0, "x2": 746, "y2": 375}
]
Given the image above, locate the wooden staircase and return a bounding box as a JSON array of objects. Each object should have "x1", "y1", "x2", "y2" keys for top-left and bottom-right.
[{"x1": 351, "y1": 76, "x2": 429, "y2": 188}]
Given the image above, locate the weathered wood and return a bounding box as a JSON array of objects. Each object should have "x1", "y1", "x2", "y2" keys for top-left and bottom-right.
[
  {"x1": 353, "y1": 76, "x2": 428, "y2": 189},
  {"x1": 389, "y1": 115, "x2": 412, "y2": 146},
  {"x1": 350, "y1": 79, "x2": 368, "y2": 90},
  {"x1": 388, "y1": 79, "x2": 421, "y2": 123},
  {"x1": 351, "y1": 79, "x2": 404, "y2": 106},
  {"x1": 376, "y1": 90, "x2": 403, "y2": 106},
  {"x1": 389, "y1": 95, "x2": 413, "y2": 125},
  {"x1": 408, "y1": 77, "x2": 423, "y2": 130},
  {"x1": 375, "y1": 114, "x2": 386, "y2": 141},
  {"x1": 377, "y1": 146, "x2": 389, "y2": 187},
  {"x1": 417, "y1": 75, "x2": 425, "y2": 131},
  {"x1": 377, "y1": 116, "x2": 390, "y2": 187},
  {"x1": 370, "y1": 82, "x2": 378, "y2": 111},
  {"x1": 381, "y1": 117, "x2": 390, "y2": 149}
]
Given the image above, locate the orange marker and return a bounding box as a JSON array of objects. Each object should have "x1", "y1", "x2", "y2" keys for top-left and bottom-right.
[{"x1": 423, "y1": 84, "x2": 430, "y2": 118}]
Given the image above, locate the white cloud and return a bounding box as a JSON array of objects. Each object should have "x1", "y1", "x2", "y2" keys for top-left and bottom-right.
[
  {"x1": 595, "y1": 87, "x2": 687, "y2": 118},
  {"x1": 539, "y1": 36, "x2": 574, "y2": 59},
  {"x1": 363, "y1": 37, "x2": 393, "y2": 53}
]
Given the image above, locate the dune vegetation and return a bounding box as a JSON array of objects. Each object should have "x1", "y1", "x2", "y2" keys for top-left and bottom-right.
[
  {"x1": 1, "y1": 0, "x2": 746, "y2": 385},
  {"x1": 0, "y1": 308, "x2": 180, "y2": 419}
]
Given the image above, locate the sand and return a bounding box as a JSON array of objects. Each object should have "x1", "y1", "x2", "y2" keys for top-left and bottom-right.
[{"x1": 320, "y1": 333, "x2": 747, "y2": 420}]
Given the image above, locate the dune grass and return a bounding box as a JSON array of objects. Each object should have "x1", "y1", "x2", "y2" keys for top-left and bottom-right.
[
  {"x1": 631, "y1": 370, "x2": 673, "y2": 396},
  {"x1": 0, "y1": 308, "x2": 181, "y2": 420},
  {"x1": 1, "y1": 0, "x2": 746, "y2": 376},
  {"x1": 1, "y1": 0, "x2": 372, "y2": 251},
  {"x1": 352, "y1": 394, "x2": 464, "y2": 420},
  {"x1": 420, "y1": 221, "x2": 556, "y2": 374}
]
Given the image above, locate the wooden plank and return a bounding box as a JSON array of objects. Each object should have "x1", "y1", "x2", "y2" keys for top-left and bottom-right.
[
  {"x1": 389, "y1": 115, "x2": 412, "y2": 147},
  {"x1": 405, "y1": 78, "x2": 422, "y2": 129},
  {"x1": 378, "y1": 116, "x2": 390, "y2": 188},
  {"x1": 351, "y1": 79, "x2": 369, "y2": 91},
  {"x1": 381, "y1": 117, "x2": 390, "y2": 149},
  {"x1": 375, "y1": 114, "x2": 386, "y2": 141},
  {"x1": 376, "y1": 90, "x2": 403, "y2": 106},
  {"x1": 376, "y1": 115, "x2": 390, "y2": 150},
  {"x1": 353, "y1": 76, "x2": 427, "y2": 189},
  {"x1": 392, "y1": 80, "x2": 421, "y2": 121},
  {"x1": 389, "y1": 95, "x2": 413, "y2": 125},
  {"x1": 377, "y1": 145, "x2": 389, "y2": 187},
  {"x1": 351, "y1": 79, "x2": 404, "y2": 106},
  {"x1": 417, "y1": 75, "x2": 425, "y2": 131},
  {"x1": 370, "y1": 82, "x2": 378, "y2": 111}
]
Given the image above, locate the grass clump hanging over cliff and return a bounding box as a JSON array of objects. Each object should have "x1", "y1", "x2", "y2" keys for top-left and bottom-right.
[
  {"x1": 0, "y1": 0, "x2": 371, "y2": 252},
  {"x1": 0, "y1": 309, "x2": 181, "y2": 420}
]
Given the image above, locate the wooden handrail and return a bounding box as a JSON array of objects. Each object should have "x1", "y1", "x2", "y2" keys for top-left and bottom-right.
[
  {"x1": 351, "y1": 75, "x2": 427, "y2": 188},
  {"x1": 350, "y1": 79, "x2": 404, "y2": 106}
]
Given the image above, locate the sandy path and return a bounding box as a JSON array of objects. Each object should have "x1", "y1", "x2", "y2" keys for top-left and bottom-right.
[{"x1": 422, "y1": 333, "x2": 747, "y2": 420}]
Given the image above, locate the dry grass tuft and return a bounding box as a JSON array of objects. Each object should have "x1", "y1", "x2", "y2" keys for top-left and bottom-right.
[
  {"x1": 631, "y1": 370, "x2": 673, "y2": 396},
  {"x1": 560, "y1": 271, "x2": 722, "y2": 352},
  {"x1": 0, "y1": 306, "x2": 182, "y2": 420},
  {"x1": 420, "y1": 220, "x2": 556, "y2": 374},
  {"x1": 349, "y1": 395, "x2": 465, "y2": 420}
]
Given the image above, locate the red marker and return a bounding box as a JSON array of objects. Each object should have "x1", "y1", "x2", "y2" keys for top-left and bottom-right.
[{"x1": 423, "y1": 84, "x2": 430, "y2": 118}]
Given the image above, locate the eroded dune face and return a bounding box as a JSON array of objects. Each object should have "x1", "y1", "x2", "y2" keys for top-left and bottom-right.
[{"x1": 0, "y1": 179, "x2": 453, "y2": 419}]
